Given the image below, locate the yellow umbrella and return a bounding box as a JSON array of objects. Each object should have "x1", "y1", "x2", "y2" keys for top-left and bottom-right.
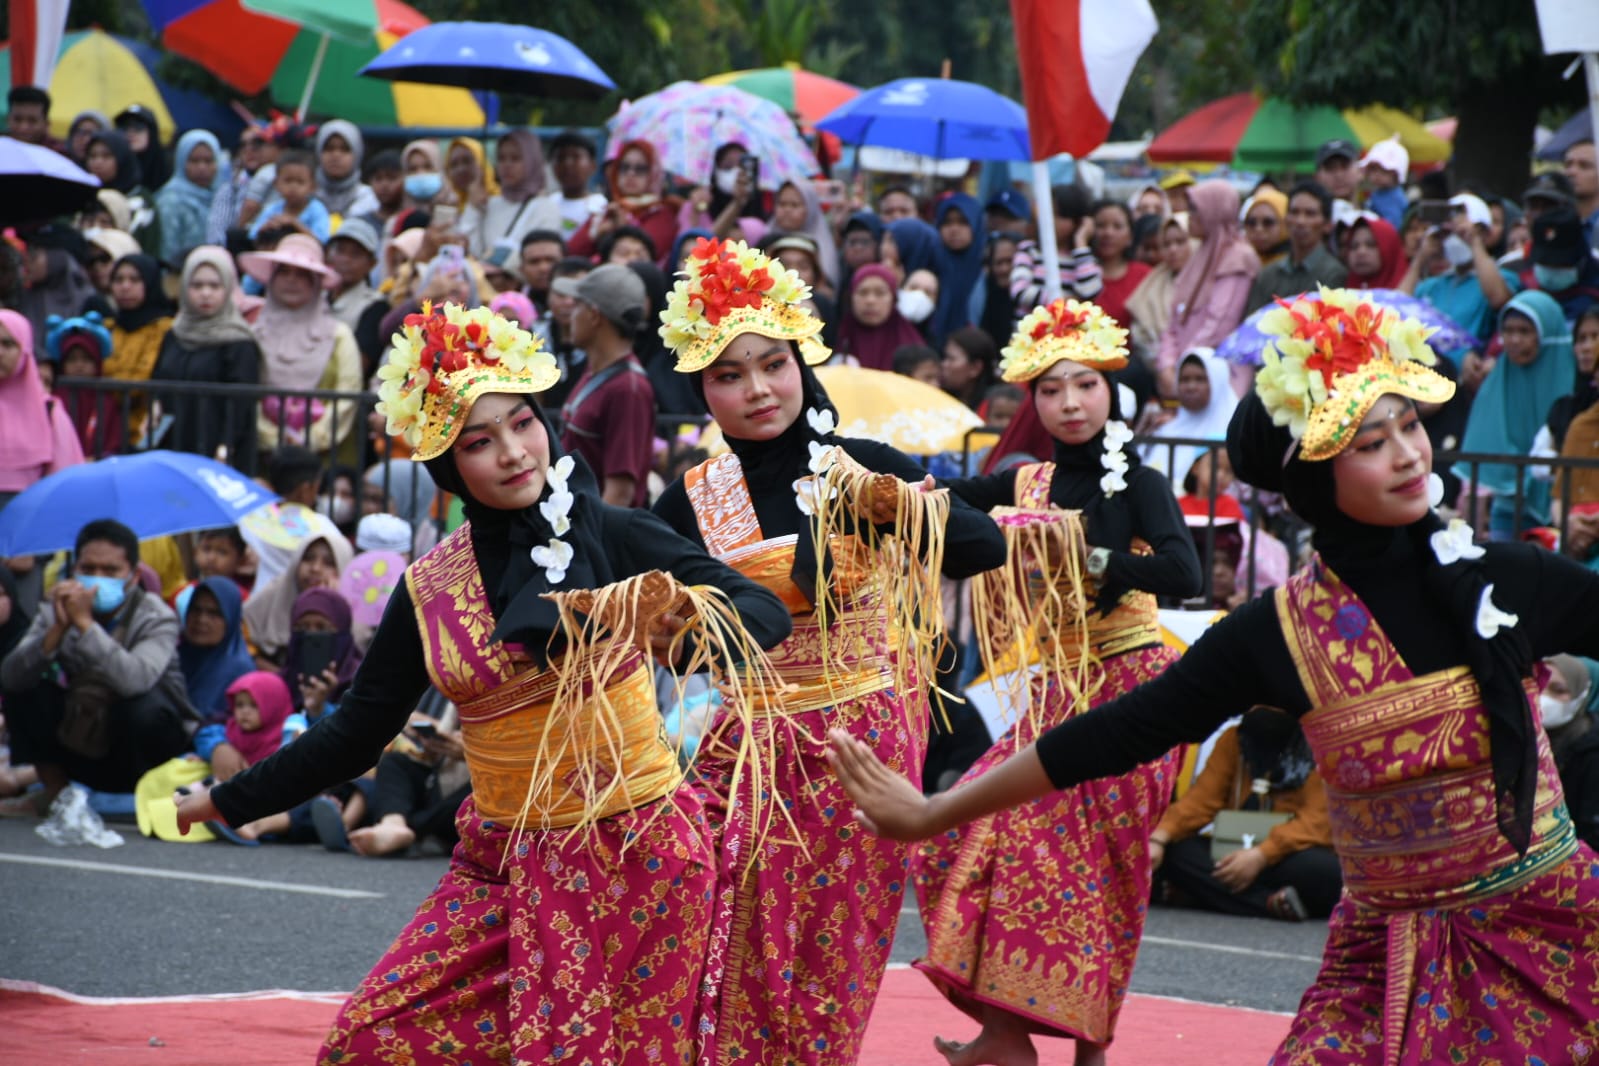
[
  {"x1": 43, "y1": 30, "x2": 177, "y2": 143},
  {"x1": 1342, "y1": 105, "x2": 1451, "y2": 167},
  {"x1": 699, "y1": 365, "x2": 985, "y2": 457}
]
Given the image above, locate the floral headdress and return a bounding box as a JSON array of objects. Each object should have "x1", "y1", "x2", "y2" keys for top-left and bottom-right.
[
  {"x1": 1255, "y1": 286, "x2": 1454, "y2": 462},
  {"x1": 375, "y1": 301, "x2": 559, "y2": 461},
  {"x1": 659, "y1": 237, "x2": 829, "y2": 373},
  {"x1": 999, "y1": 298, "x2": 1129, "y2": 383}
]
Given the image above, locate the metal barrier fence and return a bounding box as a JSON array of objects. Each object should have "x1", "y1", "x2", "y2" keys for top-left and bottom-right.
[{"x1": 49, "y1": 377, "x2": 1599, "y2": 607}]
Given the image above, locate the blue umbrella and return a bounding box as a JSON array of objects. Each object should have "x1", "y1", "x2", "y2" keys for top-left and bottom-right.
[
  {"x1": 1216, "y1": 288, "x2": 1480, "y2": 366},
  {"x1": 816, "y1": 78, "x2": 1031, "y2": 162},
  {"x1": 359, "y1": 21, "x2": 615, "y2": 99},
  {"x1": 0, "y1": 136, "x2": 99, "y2": 226},
  {"x1": 0, "y1": 451, "x2": 279, "y2": 557}
]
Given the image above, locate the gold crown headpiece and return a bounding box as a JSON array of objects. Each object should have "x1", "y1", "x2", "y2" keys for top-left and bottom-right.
[
  {"x1": 375, "y1": 301, "x2": 559, "y2": 461},
  {"x1": 1000, "y1": 298, "x2": 1130, "y2": 382},
  {"x1": 659, "y1": 237, "x2": 828, "y2": 373},
  {"x1": 1255, "y1": 286, "x2": 1455, "y2": 461}
]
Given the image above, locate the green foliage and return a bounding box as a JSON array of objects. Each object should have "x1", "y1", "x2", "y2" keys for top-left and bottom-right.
[{"x1": 1118, "y1": 0, "x2": 1257, "y2": 138}]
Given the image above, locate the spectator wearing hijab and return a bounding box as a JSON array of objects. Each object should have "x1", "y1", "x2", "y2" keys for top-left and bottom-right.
[
  {"x1": 114, "y1": 106, "x2": 169, "y2": 190},
  {"x1": 1539, "y1": 655, "x2": 1599, "y2": 852},
  {"x1": 1242, "y1": 189, "x2": 1291, "y2": 268},
  {"x1": 1126, "y1": 214, "x2": 1194, "y2": 354},
  {"x1": 102, "y1": 254, "x2": 175, "y2": 442},
  {"x1": 1455, "y1": 290, "x2": 1577, "y2": 538},
  {"x1": 315, "y1": 120, "x2": 380, "y2": 223},
  {"x1": 1141, "y1": 347, "x2": 1238, "y2": 480},
  {"x1": 65, "y1": 110, "x2": 108, "y2": 165},
  {"x1": 362, "y1": 461, "x2": 439, "y2": 556},
  {"x1": 83, "y1": 226, "x2": 142, "y2": 299},
  {"x1": 1343, "y1": 216, "x2": 1409, "y2": 290},
  {"x1": 150, "y1": 246, "x2": 261, "y2": 464},
  {"x1": 240, "y1": 234, "x2": 362, "y2": 457},
  {"x1": 87, "y1": 130, "x2": 160, "y2": 257},
  {"x1": 1157, "y1": 180, "x2": 1260, "y2": 397},
  {"x1": 765, "y1": 179, "x2": 840, "y2": 294},
  {"x1": 19, "y1": 227, "x2": 98, "y2": 342},
  {"x1": 839, "y1": 263, "x2": 926, "y2": 371},
  {"x1": 568, "y1": 139, "x2": 680, "y2": 270},
  {"x1": 181, "y1": 577, "x2": 258, "y2": 760},
  {"x1": 840, "y1": 210, "x2": 883, "y2": 287},
  {"x1": 0, "y1": 310, "x2": 84, "y2": 611},
  {"x1": 242, "y1": 528, "x2": 355, "y2": 668},
  {"x1": 280, "y1": 585, "x2": 364, "y2": 719},
  {"x1": 458, "y1": 130, "x2": 559, "y2": 261},
  {"x1": 444, "y1": 136, "x2": 498, "y2": 212},
  {"x1": 930, "y1": 194, "x2": 986, "y2": 346},
  {"x1": 883, "y1": 216, "x2": 940, "y2": 284},
  {"x1": 155, "y1": 131, "x2": 222, "y2": 266}
]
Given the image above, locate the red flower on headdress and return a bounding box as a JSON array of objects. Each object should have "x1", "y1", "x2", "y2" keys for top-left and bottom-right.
[
  {"x1": 1029, "y1": 298, "x2": 1088, "y2": 341},
  {"x1": 1281, "y1": 297, "x2": 1390, "y2": 389},
  {"x1": 687, "y1": 238, "x2": 775, "y2": 326}
]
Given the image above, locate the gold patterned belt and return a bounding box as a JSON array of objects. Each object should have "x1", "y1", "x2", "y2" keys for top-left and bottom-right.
[
  {"x1": 743, "y1": 605, "x2": 902, "y2": 716},
  {"x1": 457, "y1": 653, "x2": 682, "y2": 826}
]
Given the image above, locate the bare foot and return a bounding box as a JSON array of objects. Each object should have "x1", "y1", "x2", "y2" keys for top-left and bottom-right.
[
  {"x1": 0, "y1": 763, "x2": 38, "y2": 797},
  {"x1": 349, "y1": 821, "x2": 416, "y2": 857},
  {"x1": 932, "y1": 1027, "x2": 1038, "y2": 1066},
  {"x1": 236, "y1": 820, "x2": 267, "y2": 841}
]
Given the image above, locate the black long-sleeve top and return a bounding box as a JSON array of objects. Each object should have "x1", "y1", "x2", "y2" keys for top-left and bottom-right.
[
  {"x1": 652, "y1": 437, "x2": 1006, "y2": 581},
  {"x1": 947, "y1": 456, "x2": 1203, "y2": 601},
  {"x1": 211, "y1": 506, "x2": 793, "y2": 826},
  {"x1": 1034, "y1": 534, "x2": 1599, "y2": 789}
]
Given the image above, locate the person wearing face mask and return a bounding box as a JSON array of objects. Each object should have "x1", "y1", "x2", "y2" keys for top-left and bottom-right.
[
  {"x1": 900, "y1": 267, "x2": 940, "y2": 331},
  {"x1": 830, "y1": 290, "x2": 1599, "y2": 1066},
  {"x1": 1501, "y1": 205, "x2": 1599, "y2": 326},
  {"x1": 1401, "y1": 193, "x2": 1513, "y2": 347},
  {"x1": 0, "y1": 520, "x2": 198, "y2": 817},
  {"x1": 175, "y1": 302, "x2": 793, "y2": 1063},
  {"x1": 1540, "y1": 655, "x2": 1599, "y2": 851},
  {"x1": 839, "y1": 263, "x2": 928, "y2": 370}
]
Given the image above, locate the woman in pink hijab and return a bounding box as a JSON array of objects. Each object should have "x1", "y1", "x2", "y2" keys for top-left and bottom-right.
[{"x1": 1155, "y1": 180, "x2": 1260, "y2": 397}]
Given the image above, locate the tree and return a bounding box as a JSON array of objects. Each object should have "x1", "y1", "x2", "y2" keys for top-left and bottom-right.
[
  {"x1": 1116, "y1": 0, "x2": 1256, "y2": 140},
  {"x1": 1240, "y1": 0, "x2": 1584, "y2": 195}
]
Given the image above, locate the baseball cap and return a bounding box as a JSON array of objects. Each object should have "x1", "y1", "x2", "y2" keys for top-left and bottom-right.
[
  {"x1": 984, "y1": 188, "x2": 1032, "y2": 221},
  {"x1": 1315, "y1": 139, "x2": 1359, "y2": 168},
  {"x1": 1523, "y1": 171, "x2": 1576, "y2": 208},
  {"x1": 1358, "y1": 137, "x2": 1408, "y2": 182},
  {"x1": 1530, "y1": 206, "x2": 1589, "y2": 268},
  {"x1": 355, "y1": 513, "x2": 412, "y2": 554},
  {"x1": 328, "y1": 217, "x2": 379, "y2": 256},
  {"x1": 1158, "y1": 169, "x2": 1196, "y2": 191},
  {"x1": 1448, "y1": 193, "x2": 1492, "y2": 231},
  {"x1": 551, "y1": 263, "x2": 648, "y2": 334}
]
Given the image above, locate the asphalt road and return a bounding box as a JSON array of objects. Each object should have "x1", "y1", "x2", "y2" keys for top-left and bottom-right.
[{"x1": 0, "y1": 816, "x2": 1327, "y2": 1016}]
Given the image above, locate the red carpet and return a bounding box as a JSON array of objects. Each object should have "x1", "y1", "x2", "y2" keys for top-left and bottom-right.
[{"x1": 0, "y1": 969, "x2": 1291, "y2": 1063}]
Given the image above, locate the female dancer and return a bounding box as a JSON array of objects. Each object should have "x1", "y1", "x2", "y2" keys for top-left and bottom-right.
[
  {"x1": 831, "y1": 288, "x2": 1599, "y2": 1065},
  {"x1": 907, "y1": 298, "x2": 1200, "y2": 1066},
  {"x1": 174, "y1": 303, "x2": 793, "y2": 1065},
  {"x1": 651, "y1": 237, "x2": 1006, "y2": 1064}
]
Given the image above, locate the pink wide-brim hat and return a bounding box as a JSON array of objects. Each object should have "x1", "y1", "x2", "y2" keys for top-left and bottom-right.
[{"x1": 238, "y1": 233, "x2": 339, "y2": 289}]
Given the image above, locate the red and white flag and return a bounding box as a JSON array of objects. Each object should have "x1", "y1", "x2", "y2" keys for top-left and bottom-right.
[
  {"x1": 10, "y1": 0, "x2": 71, "y2": 89},
  {"x1": 1010, "y1": 0, "x2": 1158, "y2": 160}
]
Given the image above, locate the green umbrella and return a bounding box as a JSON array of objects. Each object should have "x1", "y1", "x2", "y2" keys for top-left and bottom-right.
[{"x1": 1231, "y1": 98, "x2": 1355, "y2": 173}]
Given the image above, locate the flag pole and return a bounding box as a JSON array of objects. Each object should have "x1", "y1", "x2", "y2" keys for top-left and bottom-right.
[{"x1": 1032, "y1": 161, "x2": 1062, "y2": 302}]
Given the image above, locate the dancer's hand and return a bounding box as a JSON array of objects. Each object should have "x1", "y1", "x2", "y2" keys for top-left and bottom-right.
[
  {"x1": 647, "y1": 611, "x2": 690, "y2": 666},
  {"x1": 1213, "y1": 846, "x2": 1268, "y2": 892},
  {"x1": 827, "y1": 729, "x2": 938, "y2": 840},
  {"x1": 173, "y1": 784, "x2": 221, "y2": 836}
]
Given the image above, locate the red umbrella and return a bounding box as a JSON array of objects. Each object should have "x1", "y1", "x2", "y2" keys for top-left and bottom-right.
[{"x1": 1146, "y1": 92, "x2": 1259, "y2": 164}]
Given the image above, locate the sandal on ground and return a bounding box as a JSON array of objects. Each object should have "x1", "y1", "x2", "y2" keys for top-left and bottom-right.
[
  {"x1": 205, "y1": 819, "x2": 260, "y2": 846},
  {"x1": 309, "y1": 795, "x2": 352, "y2": 852},
  {"x1": 1266, "y1": 886, "x2": 1309, "y2": 922}
]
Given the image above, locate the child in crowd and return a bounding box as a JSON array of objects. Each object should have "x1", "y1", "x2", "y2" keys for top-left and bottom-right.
[
  {"x1": 978, "y1": 383, "x2": 1024, "y2": 430},
  {"x1": 249, "y1": 149, "x2": 331, "y2": 243},
  {"x1": 194, "y1": 527, "x2": 250, "y2": 594},
  {"x1": 45, "y1": 310, "x2": 123, "y2": 457},
  {"x1": 891, "y1": 343, "x2": 943, "y2": 386}
]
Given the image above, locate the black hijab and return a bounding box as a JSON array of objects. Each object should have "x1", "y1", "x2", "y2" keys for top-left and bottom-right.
[
  {"x1": 116, "y1": 107, "x2": 168, "y2": 189},
  {"x1": 88, "y1": 130, "x2": 142, "y2": 193},
  {"x1": 688, "y1": 344, "x2": 840, "y2": 599},
  {"x1": 422, "y1": 395, "x2": 611, "y2": 661},
  {"x1": 111, "y1": 254, "x2": 171, "y2": 332},
  {"x1": 1227, "y1": 393, "x2": 1538, "y2": 853},
  {"x1": 0, "y1": 567, "x2": 29, "y2": 662}
]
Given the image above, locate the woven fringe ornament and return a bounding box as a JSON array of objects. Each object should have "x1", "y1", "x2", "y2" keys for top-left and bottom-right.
[{"x1": 970, "y1": 507, "x2": 1104, "y2": 748}]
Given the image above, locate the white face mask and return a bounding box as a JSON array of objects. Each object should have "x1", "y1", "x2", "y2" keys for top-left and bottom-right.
[
  {"x1": 317, "y1": 494, "x2": 355, "y2": 526},
  {"x1": 1539, "y1": 692, "x2": 1581, "y2": 730},
  {"x1": 1442, "y1": 233, "x2": 1475, "y2": 269},
  {"x1": 714, "y1": 167, "x2": 741, "y2": 196},
  {"x1": 897, "y1": 287, "x2": 935, "y2": 323}
]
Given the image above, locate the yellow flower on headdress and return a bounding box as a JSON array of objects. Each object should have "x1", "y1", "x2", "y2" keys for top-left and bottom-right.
[{"x1": 658, "y1": 237, "x2": 823, "y2": 373}]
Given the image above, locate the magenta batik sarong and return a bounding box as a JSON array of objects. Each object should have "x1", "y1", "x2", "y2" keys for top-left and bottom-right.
[
  {"x1": 1269, "y1": 560, "x2": 1599, "y2": 1066},
  {"x1": 321, "y1": 794, "x2": 714, "y2": 1065},
  {"x1": 683, "y1": 454, "x2": 929, "y2": 1065},
  {"x1": 912, "y1": 641, "x2": 1179, "y2": 1043}
]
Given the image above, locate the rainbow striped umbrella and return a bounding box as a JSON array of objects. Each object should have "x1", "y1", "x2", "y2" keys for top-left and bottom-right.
[
  {"x1": 701, "y1": 65, "x2": 859, "y2": 131},
  {"x1": 142, "y1": 0, "x2": 483, "y2": 127},
  {"x1": 1147, "y1": 92, "x2": 1449, "y2": 173}
]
